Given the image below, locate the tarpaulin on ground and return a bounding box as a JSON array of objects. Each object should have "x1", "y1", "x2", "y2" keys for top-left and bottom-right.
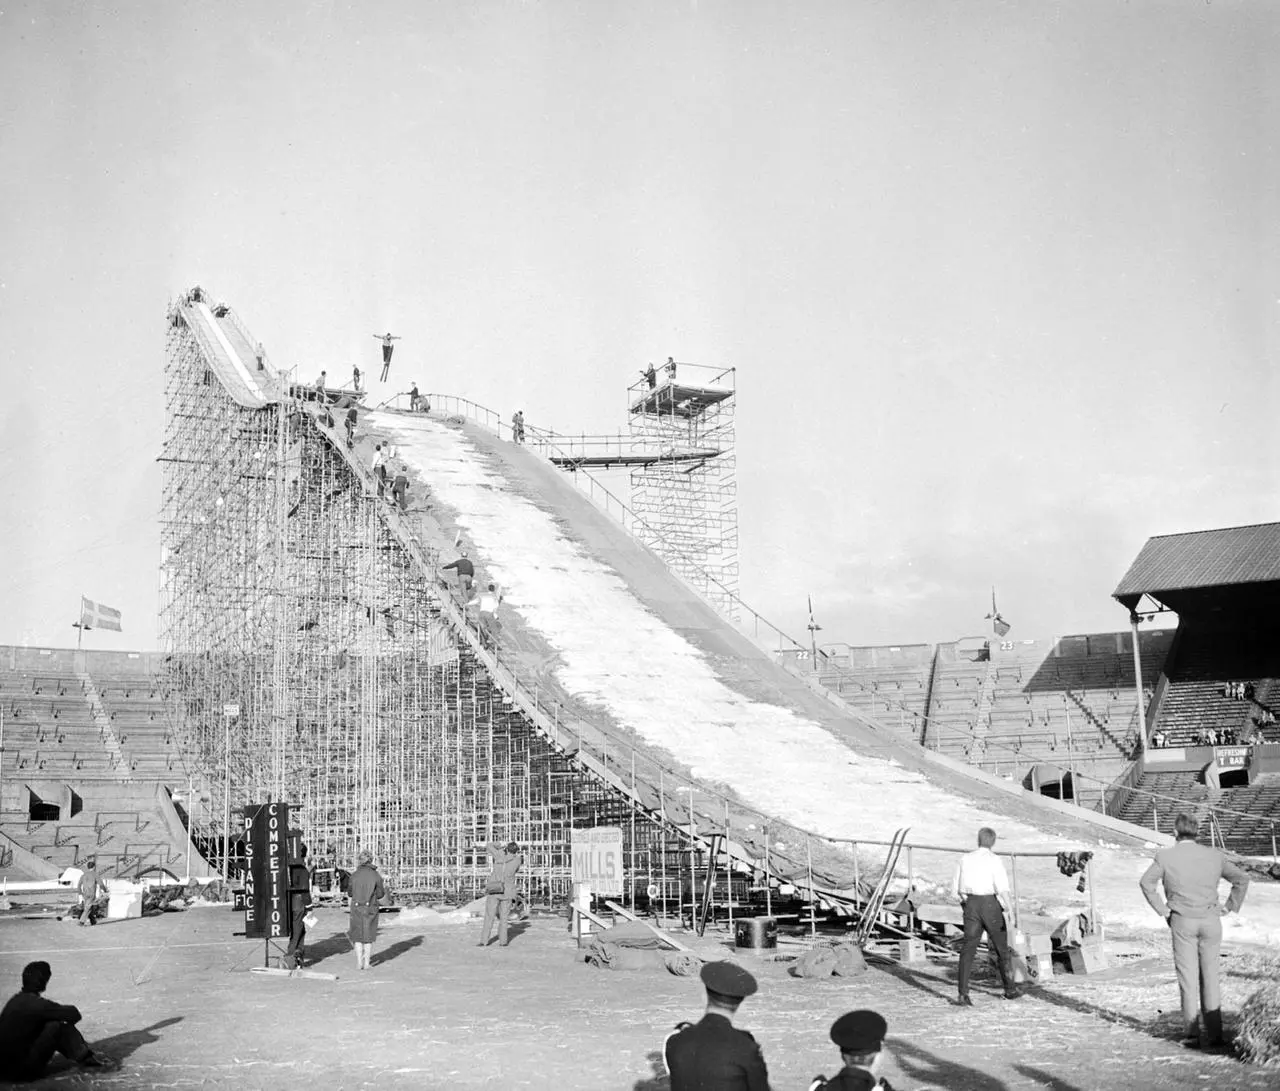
[
  {"x1": 664, "y1": 952, "x2": 702, "y2": 976},
  {"x1": 584, "y1": 939, "x2": 670, "y2": 972},
  {"x1": 596, "y1": 920, "x2": 672, "y2": 949}
]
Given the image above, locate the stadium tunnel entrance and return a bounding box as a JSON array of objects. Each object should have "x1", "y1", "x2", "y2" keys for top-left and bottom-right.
[{"x1": 1026, "y1": 762, "x2": 1075, "y2": 801}]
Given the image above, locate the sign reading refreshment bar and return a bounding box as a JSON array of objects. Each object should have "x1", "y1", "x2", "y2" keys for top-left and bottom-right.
[
  {"x1": 571, "y1": 826, "x2": 623, "y2": 896},
  {"x1": 1215, "y1": 746, "x2": 1250, "y2": 769}
]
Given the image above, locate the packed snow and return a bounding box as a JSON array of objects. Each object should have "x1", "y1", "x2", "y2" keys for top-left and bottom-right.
[{"x1": 371, "y1": 412, "x2": 1280, "y2": 945}]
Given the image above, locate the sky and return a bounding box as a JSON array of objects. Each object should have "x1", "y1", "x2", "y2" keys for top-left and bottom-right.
[{"x1": 1, "y1": 0, "x2": 1277, "y2": 653}]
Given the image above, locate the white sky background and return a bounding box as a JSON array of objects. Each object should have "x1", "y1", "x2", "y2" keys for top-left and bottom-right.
[{"x1": 1, "y1": 1, "x2": 1277, "y2": 651}]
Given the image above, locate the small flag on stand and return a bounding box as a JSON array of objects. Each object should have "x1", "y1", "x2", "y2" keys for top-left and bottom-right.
[
  {"x1": 985, "y1": 588, "x2": 1010, "y2": 638},
  {"x1": 80, "y1": 596, "x2": 123, "y2": 632}
]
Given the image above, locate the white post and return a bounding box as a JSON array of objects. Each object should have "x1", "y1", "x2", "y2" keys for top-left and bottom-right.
[
  {"x1": 764, "y1": 825, "x2": 772, "y2": 918},
  {"x1": 724, "y1": 798, "x2": 733, "y2": 933},
  {"x1": 222, "y1": 712, "x2": 232, "y2": 882},
  {"x1": 1129, "y1": 612, "x2": 1148, "y2": 754}
]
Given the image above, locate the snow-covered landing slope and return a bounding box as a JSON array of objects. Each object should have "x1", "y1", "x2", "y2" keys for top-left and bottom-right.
[{"x1": 366, "y1": 410, "x2": 1280, "y2": 945}]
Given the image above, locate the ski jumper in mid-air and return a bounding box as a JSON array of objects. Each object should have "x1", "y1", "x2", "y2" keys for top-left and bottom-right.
[{"x1": 374, "y1": 332, "x2": 401, "y2": 382}]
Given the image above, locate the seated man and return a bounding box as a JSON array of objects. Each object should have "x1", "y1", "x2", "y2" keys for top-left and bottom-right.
[
  {"x1": 0, "y1": 962, "x2": 113, "y2": 1079},
  {"x1": 809, "y1": 1010, "x2": 896, "y2": 1090}
]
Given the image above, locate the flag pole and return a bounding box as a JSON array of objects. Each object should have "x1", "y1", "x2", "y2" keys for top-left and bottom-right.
[{"x1": 806, "y1": 595, "x2": 822, "y2": 670}]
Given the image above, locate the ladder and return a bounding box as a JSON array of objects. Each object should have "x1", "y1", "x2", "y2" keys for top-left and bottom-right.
[{"x1": 852, "y1": 827, "x2": 910, "y2": 946}]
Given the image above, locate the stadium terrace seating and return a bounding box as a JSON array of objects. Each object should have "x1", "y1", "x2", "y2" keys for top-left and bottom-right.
[
  {"x1": 92, "y1": 675, "x2": 185, "y2": 776},
  {"x1": 802, "y1": 633, "x2": 1179, "y2": 797},
  {"x1": 0, "y1": 657, "x2": 193, "y2": 877},
  {"x1": 1214, "y1": 780, "x2": 1280, "y2": 856},
  {"x1": 1149, "y1": 629, "x2": 1280, "y2": 748},
  {"x1": 1112, "y1": 771, "x2": 1212, "y2": 835},
  {"x1": 1111, "y1": 769, "x2": 1280, "y2": 856},
  {"x1": 815, "y1": 643, "x2": 932, "y2": 742},
  {"x1": 826, "y1": 631, "x2": 1177, "y2": 784}
]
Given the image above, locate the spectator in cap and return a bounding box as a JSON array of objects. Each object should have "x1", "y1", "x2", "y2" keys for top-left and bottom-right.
[
  {"x1": 807, "y1": 1010, "x2": 895, "y2": 1091},
  {"x1": 663, "y1": 961, "x2": 770, "y2": 1090}
]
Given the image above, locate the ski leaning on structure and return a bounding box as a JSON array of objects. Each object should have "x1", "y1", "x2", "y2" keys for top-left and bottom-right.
[{"x1": 851, "y1": 828, "x2": 911, "y2": 947}]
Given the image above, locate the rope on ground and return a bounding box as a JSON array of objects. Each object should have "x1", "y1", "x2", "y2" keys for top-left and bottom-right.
[{"x1": 131, "y1": 912, "x2": 192, "y2": 986}]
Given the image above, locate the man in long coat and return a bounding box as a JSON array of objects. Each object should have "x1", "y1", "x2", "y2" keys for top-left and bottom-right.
[{"x1": 348, "y1": 849, "x2": 386, "y2": 971}]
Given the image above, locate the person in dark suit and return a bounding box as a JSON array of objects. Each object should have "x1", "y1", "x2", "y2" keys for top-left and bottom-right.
[
  {"x1": 664, "y1": 961, "x2": 770, "y2": 1091},
  {"x1": 0, "y1": 962, "x2": 114, "y2": 1079},
  {"x1": 1139, "y1": 812, "x2": 1250, "y2": 1049},
  {"x1": 282, "y1": 840, "x2": 312, "y2": 969},
  {"x1": 347, "y1": 849, "x2": 386, "y2": 972},
  {"x1": 807, "y1": 1011, "x2": 896, "y2": 1090}
]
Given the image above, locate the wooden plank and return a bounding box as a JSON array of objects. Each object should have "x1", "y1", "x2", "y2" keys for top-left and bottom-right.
[
  {"x1": 605, "y1": 899, "x2": 640, "y2": 922},
  {"x1": 603, "y1": 900, "x2": 694, "y2": 952},
  {"x1": 577, "y1": 904, "x2": 614, "y2": 931},
  {"x1": 248, "y1": 966, "x2": 338, "y2": 981}
]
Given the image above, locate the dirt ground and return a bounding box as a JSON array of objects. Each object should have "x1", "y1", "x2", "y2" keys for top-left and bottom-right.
[{"x1": 0, "y1": 905, "x2": 1277, "y2": 1091}]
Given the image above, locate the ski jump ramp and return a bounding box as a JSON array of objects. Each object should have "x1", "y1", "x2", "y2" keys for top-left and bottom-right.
[
  {"x1": 172, "y1": 288, "x2": 1279, "y2": 942},
  {"x1": 344, "y1": 405, "x2": 1277, "y2": 942}
]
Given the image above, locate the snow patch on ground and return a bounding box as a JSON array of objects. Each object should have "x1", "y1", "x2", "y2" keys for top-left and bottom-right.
[{"x1": 371, "y1": 413, "x2": 1280, "y2": 943}]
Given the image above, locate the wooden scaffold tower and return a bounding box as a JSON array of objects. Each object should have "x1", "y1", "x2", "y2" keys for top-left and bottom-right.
[
  {"x1": 627, "y1": 363, "x2": 738, "y2": 620},
  {"x1": 158, "y1": 291, "x2": 600, "y2": 902}
]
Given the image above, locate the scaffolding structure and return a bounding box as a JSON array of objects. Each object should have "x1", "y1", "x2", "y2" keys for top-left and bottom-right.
[
  {"x1": 627, "y1": 364, "x2": 738, "y2": 619},
  {"x1": 160, "y1": 295, "x2": 653, "y2": 900}
]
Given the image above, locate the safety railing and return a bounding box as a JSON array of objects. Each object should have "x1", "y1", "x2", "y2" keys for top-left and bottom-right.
[
  {"x1": 306, "y1": 399, "x2": 1106, "y2": 927},
  {"x1": 220, "y1": 307, "x2": 288, "y2": 397}
]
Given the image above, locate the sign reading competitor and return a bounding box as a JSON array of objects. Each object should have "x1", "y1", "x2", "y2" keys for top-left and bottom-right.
[
  {"x1": 243, "y1": 802, "x2": 290, "y2": 939},
  {"x1": 571, "y1": 826, "x2": 623, "y2": 896}
]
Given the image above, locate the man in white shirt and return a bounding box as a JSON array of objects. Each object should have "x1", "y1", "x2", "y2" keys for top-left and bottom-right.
[
  {"x1": 951, "y1": 827, "x2": 1020, "y2": 1005},
  {"x1": 468, "y1": 582, "x2": 503, "y2": 647},
  {"x1": 371, "y1": 444, "x2": 387, "y2": 497}
]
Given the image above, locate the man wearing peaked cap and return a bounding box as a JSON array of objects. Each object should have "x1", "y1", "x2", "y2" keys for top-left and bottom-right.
[
  {"x1": 807, "y1": 1010, "x2": 896, "y2": 1091},
  {"x1": 663, "y1": 961, "x2": 771, "y2": 1090}
]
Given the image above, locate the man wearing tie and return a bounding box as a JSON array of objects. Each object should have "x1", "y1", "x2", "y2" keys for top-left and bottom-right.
[{"x1": 952, "y1": 826, "x2": 1020, "y2": 1005}]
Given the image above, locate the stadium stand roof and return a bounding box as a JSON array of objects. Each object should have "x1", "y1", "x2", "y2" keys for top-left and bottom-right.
[{"x1": 1113, "y1": 522, "x2": 1280, "y2": 613}]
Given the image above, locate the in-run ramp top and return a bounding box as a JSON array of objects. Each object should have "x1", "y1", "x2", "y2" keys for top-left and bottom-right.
[
  {"x1": 173, "y1": 290, "x2": 280, "y2": 409},
  {"x1": 357, "y1": 408, "x2": 1280, "y2": 940}
]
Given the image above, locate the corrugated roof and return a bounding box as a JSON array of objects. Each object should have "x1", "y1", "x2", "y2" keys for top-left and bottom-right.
[{"x1": 1113, "y1": 522, "x2": 1280, "y2": 600}]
